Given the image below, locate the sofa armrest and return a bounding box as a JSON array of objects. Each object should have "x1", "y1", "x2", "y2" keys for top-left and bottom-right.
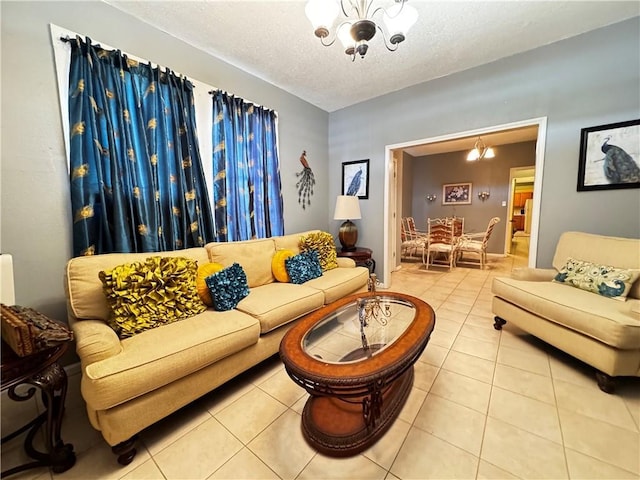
[
  {"x1": 336, "y1": 257, "x2": 356, "y2": 268},
  {"x1": 71, "y1": 319, "x2": 122, "y2": 366},
  {"x1": 511, "y1": 267, "x2": 557, "y2": 282}
]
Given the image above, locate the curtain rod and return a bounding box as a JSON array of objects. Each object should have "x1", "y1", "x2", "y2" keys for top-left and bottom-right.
[
  {"x1": 59, "y1": 35, "x2": 195, "y2": 87},
  {"x1": 208, "y1": 89, "x2": 277, "y2": 115}
]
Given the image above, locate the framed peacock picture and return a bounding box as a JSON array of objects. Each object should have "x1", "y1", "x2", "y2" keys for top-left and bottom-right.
[
  {"x1": 577, "y1": 119, "x2": 640, "y2": 191},
  {"x1": 342, "y1": 159, "x2": 369, "y2": 199}
]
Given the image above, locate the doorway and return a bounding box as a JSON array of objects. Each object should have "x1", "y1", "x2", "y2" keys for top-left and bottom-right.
[
  {"x1": 382, "y1": 117, "x2": 547, "y2": 288},
  {"x1": 505, "y1": 167, "x2": 535, "y2": 258}
]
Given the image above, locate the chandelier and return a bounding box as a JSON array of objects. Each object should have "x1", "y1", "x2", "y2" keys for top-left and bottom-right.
[
  {"x1": 466, "y1": 137, "x2": 496, "y2": 161},
  {"x1": 305, "y1": 0, "x2": 418, "y2": 61}
]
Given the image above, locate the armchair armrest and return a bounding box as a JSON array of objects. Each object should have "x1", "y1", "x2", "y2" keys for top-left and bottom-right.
[
  {"x1": 511, "y1": 267, "x2": 557, "y2": 282},
  {"x1": 70, "y1": 319, "x2": 122, "y2": 366},
  {"x1": 336, "y1": 257, "x2": 356, "y2": 268}
]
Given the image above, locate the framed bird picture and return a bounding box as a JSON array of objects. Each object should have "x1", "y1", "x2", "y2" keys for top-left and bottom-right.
[
  {"x1": 342, "y1": 159, "x2": 369, "y2": 199},
  {"x1": 577, "y1": 119, "x2": 640, "y2": 191}
]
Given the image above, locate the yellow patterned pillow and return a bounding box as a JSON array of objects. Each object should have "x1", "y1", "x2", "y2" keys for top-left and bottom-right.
[
  {"x1": 99, "y1": 256, "x2": 207, "y2": 338},
  {"x1": 196, "y1": 262, "x2": 224, "y2": 306},
  {"x1": 272, "y1": 249, "x2": 295, "y2": 282},
  {"x1": 299, "y1": 231, "x2": 338, "y2": 272}
]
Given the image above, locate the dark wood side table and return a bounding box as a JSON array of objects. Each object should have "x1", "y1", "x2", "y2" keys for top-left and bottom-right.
[
  {"x1": 337, "y1": 247, "x2": 375, "y2": 273},
  {"x1": 1, "y1": 340, "x2": 76, "y2": 477}
]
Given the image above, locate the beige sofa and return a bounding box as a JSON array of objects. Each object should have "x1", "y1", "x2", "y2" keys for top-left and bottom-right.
[
  {"x1": 492, "y1": 231, "x2": 640, "y2": 393},
  {"x1": 64, "y1": 231, "x2": 369, "y2": 464}
]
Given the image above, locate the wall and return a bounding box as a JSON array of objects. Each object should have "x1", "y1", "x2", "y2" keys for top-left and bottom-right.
[
  {"x1": 401, "y1": 151, "x2": 414, "y2": 218},
  {"x1": 409, "y1": 142, "x2": 537, "y2": 254},
  {"x1": 329, "y1": 17, "x2": 640, "y2": 279},
  {"x1": 0, "y1": 2, "x2": 329, "y2": 325}
]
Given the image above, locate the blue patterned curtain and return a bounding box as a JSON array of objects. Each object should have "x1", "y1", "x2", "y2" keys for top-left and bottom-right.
[
  {"x1": 68, "y1": 37, "x2": 214, "y2": 256},
  {"x1": 211, "y1": 91, "x2": 284, "y2": 242}
]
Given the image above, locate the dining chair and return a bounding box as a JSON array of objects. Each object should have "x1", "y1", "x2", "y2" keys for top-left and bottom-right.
[
  {"x1": 448, "y1": 216, "x2": 464, "y2": 238},
  {"x1": 423, "y1": 218, "x2": 456, "y2": 270},
  {"x1": 455, "y1": 217, "x2": 501, "y2": 269},
  {"x1": 401, "y1": 217, "x2": 427, "y2": 259}
]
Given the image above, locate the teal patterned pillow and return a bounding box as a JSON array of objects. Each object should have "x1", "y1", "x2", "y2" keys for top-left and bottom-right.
[
  {"x1": 285, "y1": 251, "x2": 323, "y2": 284},
  {"x1": 554, "y1": 257, "x2": 640, "y2": 301},
  {"x1": 205, "y1": 263, "x2": 249, "y2": 311}
]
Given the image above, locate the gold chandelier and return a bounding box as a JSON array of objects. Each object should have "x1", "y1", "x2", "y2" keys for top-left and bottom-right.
[
  {"x1": 305, "y1": 0, "x2": 418, "y2": 61},
  {"x1": 466, "y1": 137, "x2": 496, "y2": 161}
]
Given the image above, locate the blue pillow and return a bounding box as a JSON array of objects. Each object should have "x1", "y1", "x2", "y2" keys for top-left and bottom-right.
[
  {"x1": 285, "y1": 251, "x2": 322, "y2": 284},
  {"x1": 205, "y1": 263, "x2": 249, "y2": 311}
]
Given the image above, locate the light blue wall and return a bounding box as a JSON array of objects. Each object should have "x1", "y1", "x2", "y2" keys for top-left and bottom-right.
[
  {"x1": 329, "y1": 17, "x2": 640, "y2": 277},
  {"x1": 0, "y1": 1, "x2": 329, "y2": 320}
]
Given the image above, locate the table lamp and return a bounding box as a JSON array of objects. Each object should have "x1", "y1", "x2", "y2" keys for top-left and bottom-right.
[{"x1": 333, "y1": 195, "x2": 361, "y2": 251}]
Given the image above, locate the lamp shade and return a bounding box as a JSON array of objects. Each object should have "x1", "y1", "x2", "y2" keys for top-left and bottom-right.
[
  {"x1": 466, "y1": 148, "x2": 480, "y2": 161},
  {"x1": 305, "y1": 0, "x2": 339, "y2": 31},
  {"x1": 383, "y1": 3, "x2": 418, "y2": 38},
  {"x1": 333, "y1": 195, "x2": 361, "y2": 220}
]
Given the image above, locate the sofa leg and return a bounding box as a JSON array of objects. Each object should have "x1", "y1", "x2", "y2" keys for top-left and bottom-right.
[
  {"x1": 595, "y1": 372, "x2": 616, "y2": 394},
  {"x1": 112, "y1": 436, "x2": 138, "y2": 465},
  {"x1": 493, "y1": 316, "x2": 507, "y2": 330}
]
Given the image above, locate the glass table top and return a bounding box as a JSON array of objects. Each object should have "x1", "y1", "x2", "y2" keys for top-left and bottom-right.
[{"x1": 302, "y1": 295, "x2": 417, "y2": 364}]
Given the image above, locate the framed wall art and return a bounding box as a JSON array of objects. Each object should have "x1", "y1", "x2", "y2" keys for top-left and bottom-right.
[
  {"x1": 442, "y1": 182, "x2": 472, "y2": 205},
  {"x1": 577, "y1": 119, "x2": 640, "y2": 191},
  {"x1": 342, "y1": 159, "x2": 369, "y2": 199}
]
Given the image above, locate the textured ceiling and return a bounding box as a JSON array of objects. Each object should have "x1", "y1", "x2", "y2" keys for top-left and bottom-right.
[{"x1": 105, "y1": 1, "x2": 638, "y2": 113}]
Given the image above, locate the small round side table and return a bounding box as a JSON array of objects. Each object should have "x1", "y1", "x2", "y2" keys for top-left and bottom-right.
[
  {"x1": 1, "y1": 340, "x2": 76, "y2": 477},
  {"x1": 337, "y1": 247, "x2": 375, "y2": 273}
]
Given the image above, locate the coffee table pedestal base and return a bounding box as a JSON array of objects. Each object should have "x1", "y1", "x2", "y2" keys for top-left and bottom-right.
[{"x1": 301, "y1": 367, "x2": 413, "y2": 456}]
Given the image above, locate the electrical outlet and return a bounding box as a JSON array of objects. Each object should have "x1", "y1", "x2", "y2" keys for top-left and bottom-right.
[{"x1": 501, "y1": 201, "x2": 507, "y2": 207}]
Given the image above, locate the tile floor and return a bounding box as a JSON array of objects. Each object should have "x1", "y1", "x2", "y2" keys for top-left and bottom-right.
[{"x1": 2, "y1": 242, "x2": 639, "y2": 479}]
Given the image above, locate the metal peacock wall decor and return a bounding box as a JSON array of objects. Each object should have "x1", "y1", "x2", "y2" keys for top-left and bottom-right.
[{"x1": 296, "y1": 150, "x2": 315, "y2": 209}]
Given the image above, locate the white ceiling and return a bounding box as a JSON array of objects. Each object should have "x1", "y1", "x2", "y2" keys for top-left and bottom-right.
[
  {"x1": 403, "y1": 125, "x2": 539, "y2": 156},
  {"x1": 104, "y1": 1, "x2": 639, "y2": 113}
]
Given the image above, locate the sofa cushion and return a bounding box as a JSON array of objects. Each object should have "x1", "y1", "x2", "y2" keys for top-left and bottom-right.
[
  {"x1": 206, "y1": 238, "x2": 275, "y2": 288},
  {"x1": 66, "y1": 248, "x2": 210, "y2": 322},
  {"x1": 273, "y1": 230, "x2": 320, "y2": 254},
  {"x1": 285, "y1": 251, "x2": 323, "y2": 284},
  {"x1": 81, "y1": 309, "x2": 260, "y2": 410},
  {"x1": 492, "y1": 276, "x2": 640, "y2": 349},
  {"x1": 304, "y1": 266, "x2": 370, "y2": 304},
  {"x1": 205, "y1": 263, "x2": 250, "y2": 311},
  {"x1": 299, "y1": 231, "x2": 339, "y2": 272},
  {"x1": 553, "y1": 257, "x2": 640, "y2": 301},
  {"x1": 235, "y1": 283, "x2": 324, "y2": 334},
  {"x1": 99, "y1": 256, "x2": 207, "y2": 338}
]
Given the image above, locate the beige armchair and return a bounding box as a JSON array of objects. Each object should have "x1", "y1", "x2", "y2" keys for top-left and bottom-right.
[{"x1": 492, "y1": 231, "x2": 640, "y2": 393}]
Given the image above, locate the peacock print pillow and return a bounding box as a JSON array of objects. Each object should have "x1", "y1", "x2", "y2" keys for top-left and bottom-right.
[{"x1": 553, "y1": 257, "x2": 640, "y2": 301}]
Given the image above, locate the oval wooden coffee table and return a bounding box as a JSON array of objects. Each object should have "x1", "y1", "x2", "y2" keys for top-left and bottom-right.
[{"x1": 279, "y1": 291, "x2": 435, "y2": 456}]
